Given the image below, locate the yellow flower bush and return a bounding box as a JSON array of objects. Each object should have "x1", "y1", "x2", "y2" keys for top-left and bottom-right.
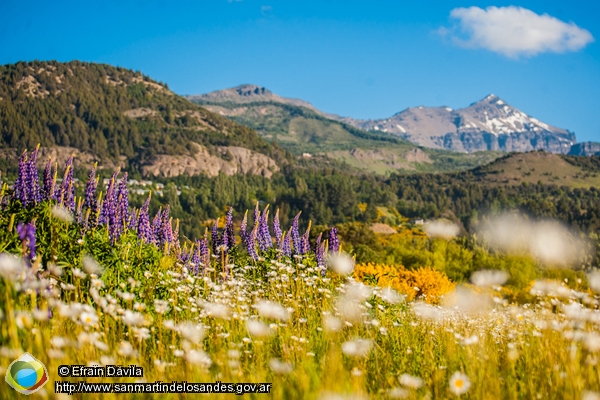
[{"x1": 354, "y1": 262, "x2": 455, "y2": 303}]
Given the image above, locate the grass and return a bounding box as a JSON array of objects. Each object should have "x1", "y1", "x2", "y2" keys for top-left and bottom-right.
[{"x1": 1, "y1": 199, "x2": 600, "y2": 399}]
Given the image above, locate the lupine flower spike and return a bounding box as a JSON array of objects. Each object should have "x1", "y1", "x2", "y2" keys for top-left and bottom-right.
[
  {"x1": 28, "y1": 145, "x2": 41, "y2": 204},
  {"x1": 16, "y1": 222, "x2": 36, "y2": 262},
  {"x1": 211, "y1": 218, "x2": 220, "y2": 254},
  {"x1": 273, "y1": 208, "x2": 282, "y2": 245},
  {"x1": 84, "y1": 163, "x2": 98, "y2": 227},
  {"x1": 299, "y1": 221, "x2": 311, "y2": 255},
  {"x1": 43, "y1": 158, "x2": 53, "y2": 201},
  {"x1": 246, "y1": 225, "x2": 259, "y2": 261},
  {"x1": 117, "y1": 172, "x2": 129, "y2": 226},
  {"x1": 240, "y1": 210, "x2": 249, "y2": 245},
  {"x1": 258, "y1": 207, "x2": 272, "y2": 251},
  {"x1": 59, "y1": 155, "x2": 75, "y2": 211},
  {"x1": 290, "y1": 212, "x2": 301, "y2": 254},
  {"x1": 137, "y1": 193, "x2": 153, "y2": 244},
  {"x1": 225, "y1": 207, "x2": 235, "y2": 252},
  {"x1": 281, "y1": 231, "x2": 292, "y2": 257},
  {"x1": 329, "y1": 227, "x2": 339, "y2": 254}
]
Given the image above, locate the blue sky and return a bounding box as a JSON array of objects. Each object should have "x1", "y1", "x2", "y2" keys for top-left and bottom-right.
[{"x1": 1, "y1": 0, "x2": 599, "y2": 142}]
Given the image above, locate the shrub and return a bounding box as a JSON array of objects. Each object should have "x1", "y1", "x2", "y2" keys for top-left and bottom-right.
[{"x1": 354, "y1": 262, "x2": 455, "y2": 303}]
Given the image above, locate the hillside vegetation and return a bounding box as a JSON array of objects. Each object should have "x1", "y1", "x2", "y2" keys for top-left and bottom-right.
[
  {"x1": 0, "y1": 61, "x2": 288, "y2": 173},
  {"x1": 470, "y1": 151, "x2": 600, "y2": 189}
]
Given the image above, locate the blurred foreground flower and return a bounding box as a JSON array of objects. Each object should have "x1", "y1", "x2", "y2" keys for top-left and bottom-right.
[
  {"x1": 423, "y1": 219, "x2": 460, "y2": 239},
  {"x1": 588, "y1": 271, "x2": 600, "y2": 294},
  {"x1": 399, "y1": 373, "x2": 423, "y2": 389},
  {"x1": 449, "y1": 371, "x2": 471, "y2": 396},
  {"x1": 476, "y1": 212, "x2": 587, "y2": 267},
  {"x1": 470, "y1": 270, "x2": 509, "y2": 287},
  {"x1": 327, "y1": 253, "x2": 354, "y2": 276},
  {"x1": 269, "y1": 358, "x2": 293, "y2": 375},
  {"x1": 341, "y1": 338, "x2": 373, "y2": 357},
  {"x1": 51, "y1": 205, "x2": 74, "y2": 223},
  {"x1": 255, "y1": 300, "x2": 289, "y2": 321}
]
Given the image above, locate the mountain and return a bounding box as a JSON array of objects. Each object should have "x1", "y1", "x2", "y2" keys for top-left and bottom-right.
[
  {"x1": 346, "y1": 94, "x2": 575, "y2": 154},
  {"x1": 0, "y1": 61, "x2": 287, "y2": 178},
  {"x1": 186, "y1": 86, "x2": 501, "y2": 175},
  {"x1": 190, "y1": 85, "x2": 578, "y2": 165}
]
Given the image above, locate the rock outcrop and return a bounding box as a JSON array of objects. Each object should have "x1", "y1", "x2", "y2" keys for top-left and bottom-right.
[{"x1": 141, "y1": 143, "x2": 279, "y2": 178}]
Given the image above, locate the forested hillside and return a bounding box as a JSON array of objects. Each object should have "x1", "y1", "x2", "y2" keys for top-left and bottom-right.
[
  {"x1": 0, "y1": 61, "x2": 288, "y2": 172},
  {"x1": 137, "y1": 152, "x2": 600, "y2": 240}
]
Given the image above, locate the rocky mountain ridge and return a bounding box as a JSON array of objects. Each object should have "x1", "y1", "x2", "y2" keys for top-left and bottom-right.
[
  {"x1": 193, "y1": 86, "x2": 587, "y2": 155},
  {"x1": 352, "y1": 94, "x2": 575, "y2": 154}
]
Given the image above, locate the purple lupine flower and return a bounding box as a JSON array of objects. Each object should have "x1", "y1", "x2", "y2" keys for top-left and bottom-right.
[
  {"x1": 164, "y1": 216, "x2": 174, "y2": 249},
  {"x1": 84, "y1": 164, "x2": 97, "y2": 208},
  {"x1": 257, "y1": 207, "x2": 272, "y2": 251},
  {"x1": 273, "y1": 209, "x2": 282, "y2": 245},
  {"x1": 329, "y1": 227, "x2": 339, "y2": 254},
  {"x1": 290, "y1": 212, "x2": 301, "y2": 254},
  {"x1": 190, "y1": 240, "x2": 201, "y2": 275},
  {"x1": 59, "y1": 156, "x2": 75, "y2": 211},
  {"x1": 51, "y1": 163, "x2": 60, "y2": 201},
  {"x1": 299, "y1": 221, "x2": 312, "y2": 255},
  {"x1": 27, "y1": 145, "x2": 41, "y2": 204},
  {"x1": 246, "y1": 225, "x2": 259, "y2": 261},
  {"x1": 159, "y1": 205, "x2": 173, "y2": 248},
  {"x1": 137, "y1": 193, "x2": 153, "y2": 243},
  {"x1": 43, "y1": 158, "x2": 54, "y2": 201},
  {"x1": 100, "y1": 170, "x2": 121, "y2": 243},
  {"x1": 108, "y1": 197, "x2": 123, "y2": 244},
  {"x1": 179, "y1": 246, "x2": 191, "y2": 266},
  {"x1": 152, "y1": 209, "x2": 162, "y2": 245},
  {"x1": 211, "y1": 218, "x2": 220, "y2": 254},
  {"x1": 84, "y1": 164, "x2": 98, "y2": 225},
  {"x1": 314, "y1": 233, "x2": 326, "y2": 273},
  {"x1": 281, "y1": 231, "x2": 292, "y2": 257},
  {"x1": 239, "y1": 210, "x2": 248, "y2": 245},
  {"x1": 314, "y1": 232, "x2": 323, "y2": 254},
  {"x1": 116, "y1": 172, "x2": 129, "y2": 227},
  {"x1": 225, "y1": 207, "x2": 235, "y2": 251},
  {"x1": 16, "y1": 222, "x2": 36, "y2": 261},
  {"x1": 99, "y1": 170, "x2": 118, "y2": 225},
  {"x1": 12, "y1": 151, "x2": 28, "y2": 205},
  {"x1": 128, "y1": 209, "x2": 138, "y2": 230}
]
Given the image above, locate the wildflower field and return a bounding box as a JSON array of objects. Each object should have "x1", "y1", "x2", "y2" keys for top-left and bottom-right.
[{"x1": 1, "y1": 148, "x2": 600, "y2": 399}]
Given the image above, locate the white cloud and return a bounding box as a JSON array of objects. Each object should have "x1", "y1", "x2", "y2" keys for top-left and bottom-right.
[{"x1": 442, "y1": 6, "x2": 594, "y2": 58}]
